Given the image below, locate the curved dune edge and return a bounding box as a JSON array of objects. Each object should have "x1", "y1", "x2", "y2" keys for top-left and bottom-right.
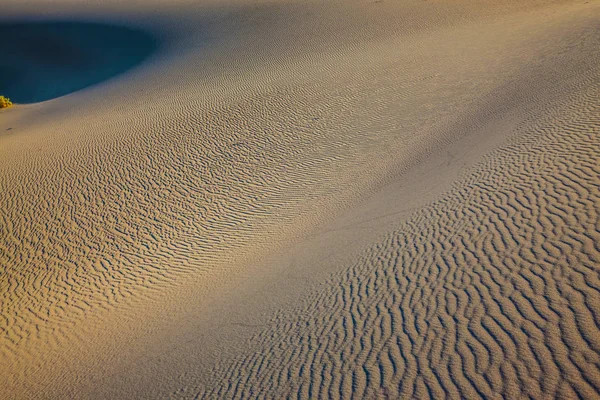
[{"x1": 0, "y1": 0, "x2": 599, "y2": 398}]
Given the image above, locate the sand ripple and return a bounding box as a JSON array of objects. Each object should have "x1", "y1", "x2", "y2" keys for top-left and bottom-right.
[
  {"x1": 0, "y1": 0, "x2": 598, "y2": 397},
  {"x1": 201, "y1": 80, "x2": 600, "y2": 398}
]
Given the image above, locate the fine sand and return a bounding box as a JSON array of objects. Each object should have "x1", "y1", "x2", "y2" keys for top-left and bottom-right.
[{"x1": 0, "y1": 0, "x2": 599, "y2": 398}]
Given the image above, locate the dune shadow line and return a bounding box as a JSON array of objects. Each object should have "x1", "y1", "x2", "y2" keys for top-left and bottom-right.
[{"x1": 0, "y1": 20, "x2": 158, "y2": 103}]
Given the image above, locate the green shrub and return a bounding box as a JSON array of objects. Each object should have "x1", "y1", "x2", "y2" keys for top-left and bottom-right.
[{"x1": 0, "y1": 96, "x2": 13, "y2": 108}]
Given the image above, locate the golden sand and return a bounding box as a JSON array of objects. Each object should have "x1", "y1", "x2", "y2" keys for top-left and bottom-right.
[{"x1": 1, "y1": 0, "x2": 598, "y2": 397}]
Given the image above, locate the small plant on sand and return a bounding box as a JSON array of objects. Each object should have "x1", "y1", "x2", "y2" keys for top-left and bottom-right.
[{"x1": 0, "y1": 96, "x2": 12, "y2": 109}]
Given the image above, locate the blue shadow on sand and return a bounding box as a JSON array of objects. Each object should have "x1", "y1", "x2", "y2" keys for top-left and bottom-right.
[{"x1": 0, "y1": 20, "x2": 158, "y2": 103}]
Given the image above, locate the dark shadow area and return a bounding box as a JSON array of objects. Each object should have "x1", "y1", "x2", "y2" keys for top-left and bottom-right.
[{"x1": 0, "y1": 21, "x2": 158, "y2": 103}]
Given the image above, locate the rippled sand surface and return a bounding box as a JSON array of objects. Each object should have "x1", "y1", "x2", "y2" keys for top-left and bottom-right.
[{"x1": 1, "y1": 0, "x2": 598, "y2": 398}]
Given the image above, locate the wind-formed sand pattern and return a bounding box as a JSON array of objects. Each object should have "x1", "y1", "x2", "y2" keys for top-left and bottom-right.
[{"x1": 0, "y1": 0, "x2": 599, "y2": 398}]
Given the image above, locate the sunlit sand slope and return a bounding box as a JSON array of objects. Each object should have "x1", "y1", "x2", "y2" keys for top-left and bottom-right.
[
  {"x1": 0, "y1": 0, "x2": 598, "y2": 398},
  {"x1": 202, "y1": 78, "x2": 600, "y2": 399}
]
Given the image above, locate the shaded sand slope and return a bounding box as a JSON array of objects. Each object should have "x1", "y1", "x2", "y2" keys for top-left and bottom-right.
[
  {"x1": 0, "y1": 0, "x2": 599, "y2": 398},
  {"x1": 0, "y1": 21, "x2": 157, "y2": 103}
]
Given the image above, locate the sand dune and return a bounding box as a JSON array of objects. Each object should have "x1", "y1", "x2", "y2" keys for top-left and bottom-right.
[
  {"x1": 0, "y1": 0, "x2": 598, "y2": 398},
  {"x1": 201, "y1": 76, "x2": 600, "y2": 400}
]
